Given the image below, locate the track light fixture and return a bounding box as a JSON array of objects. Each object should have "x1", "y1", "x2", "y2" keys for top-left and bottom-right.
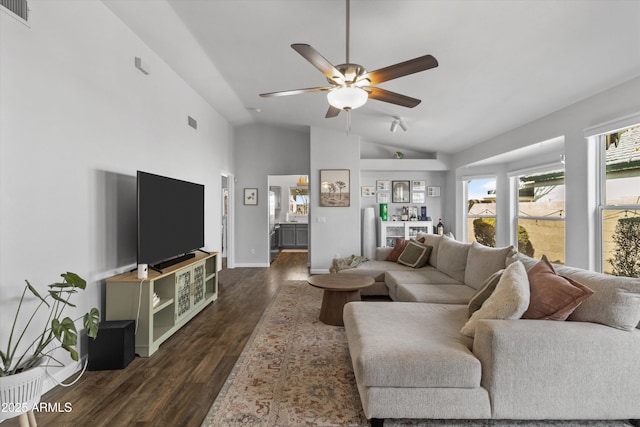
[{"x1": 390, "y1": 116, "x2": 407, "y2": 133}]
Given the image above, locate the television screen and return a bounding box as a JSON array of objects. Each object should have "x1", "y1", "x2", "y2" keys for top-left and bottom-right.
[{"x1": 137, "y1": 171, "x2": 204, "y2": 266}]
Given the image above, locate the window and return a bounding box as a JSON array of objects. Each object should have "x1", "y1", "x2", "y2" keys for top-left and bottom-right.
[
  {"x1": 289, "y1": 187, "x2": 308, "y2": 215},
  {"x1": 515, "y1": 168, "x2": 565, "y2": 263},
  {"x1": 599, "y1": 125, "x2": 640, "y2": 277},
  {"x1": 464, "y1": 177, "x2": 497, "y2": 247}
]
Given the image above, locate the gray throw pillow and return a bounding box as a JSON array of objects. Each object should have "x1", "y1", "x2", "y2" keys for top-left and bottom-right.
[
  {"x1": 397, "y1": 241, "x2": 433, "y2": 268},
  {"x1": 464, "y1": 241, "x2": 516, "y2": 290},
  {"x1": 467, "y1": 269, "x2": 504, "y2": 317}
]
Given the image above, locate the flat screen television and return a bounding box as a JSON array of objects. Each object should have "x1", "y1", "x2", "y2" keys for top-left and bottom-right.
[{"x1": 137, "y1": 171, "x2": 205, "y2": 269}]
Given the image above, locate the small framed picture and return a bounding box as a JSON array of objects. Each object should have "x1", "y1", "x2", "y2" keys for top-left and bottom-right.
[
  {"x1": 361, "y1": 186, "x2": 376, "y2": 197},
  {"x1": 412, "y1": 180, "x2": 426, "y2": 192},
  {"x1": 427, "y1": 186, "x2": 441, "y2": 197},
  {"x1": 412, "y1": 192, "x2": 425, "y2": 204},
  {"x1": 392, "y1": 181, "x2": 410, "y2": 203},
  {"x1": 244, "y1": 188, "x2": 258, "y2": 205},
  {"x1": 377, "y1": 192, "x2": 390, "y2": 204},
  {"x1": 376, "y1": 180, "x2": 391, "y2": 191}
]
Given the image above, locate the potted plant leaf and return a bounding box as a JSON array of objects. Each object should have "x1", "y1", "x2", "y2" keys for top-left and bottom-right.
[{"x1": 0, "y1": 272, "x2": 99, "y2": 423}]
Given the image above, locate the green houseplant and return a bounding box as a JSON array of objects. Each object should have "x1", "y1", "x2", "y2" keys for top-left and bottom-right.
[{"x1": 1, "y1": 272, "x2": 100, "y2": 376}]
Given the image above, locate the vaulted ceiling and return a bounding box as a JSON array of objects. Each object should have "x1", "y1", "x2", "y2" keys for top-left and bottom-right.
[{"x1": 105, "y1": 0, "x2": 640, "y2": 155}]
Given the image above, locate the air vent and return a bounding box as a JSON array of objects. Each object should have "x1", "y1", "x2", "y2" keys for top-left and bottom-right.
[
  {"x1": 0, "y1": 0, "x2": 29, "y2": 21},
  {"x1": 188, "y1": 116, "x2": 198, "y2": 130}
]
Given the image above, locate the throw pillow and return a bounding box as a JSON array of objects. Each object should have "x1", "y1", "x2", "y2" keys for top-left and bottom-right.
[
  {"x1": 522, "y1": 255, "x2": 594, "y2": 321},
  {"x1": 464, "y1": 241, "x2": 517, "y2": 290},
  {"x1": 386, "y1": 238, "x2": 409, "y2": 262},
  {"x1": 460, "y1": 261, "x2": 530, "y2": 338},
  {"x1": 397, "y1": 241, "x2": 433, "y2": 268},
  {"x1": 436, "y1": 237, "x2": 471, "y2": 282},
  {"x1": 467, "y1": 269, "x2": 504, "y2": 317}
]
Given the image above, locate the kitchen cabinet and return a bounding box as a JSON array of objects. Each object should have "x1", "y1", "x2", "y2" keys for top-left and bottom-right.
[{"x1": 279, "y1": 223, "x2": 308, "y2": 249}]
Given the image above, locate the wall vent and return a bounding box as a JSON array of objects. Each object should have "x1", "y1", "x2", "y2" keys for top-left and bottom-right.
[
  {"x1": 188, "y1": 116, "x2": 198, "y2": 130},
  {"x1": 0, "y1": 0, "x2": 29, "y2": 21}
]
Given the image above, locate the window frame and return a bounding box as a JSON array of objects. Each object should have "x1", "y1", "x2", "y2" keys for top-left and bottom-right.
[
  {"x1": 462, "y1": 175, "x2": 498, "y2": 246},
  {"x1": 595, "y1": 127, "x2": 640, "y2": 274},
  {"x1": 510, "y1": 163, "x2": 566, "y2": 263}
]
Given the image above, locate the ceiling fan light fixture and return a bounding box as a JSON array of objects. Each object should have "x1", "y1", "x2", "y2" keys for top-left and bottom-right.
[{"x1": 327, "y1": 86, "x2": 368, "y2": 110}]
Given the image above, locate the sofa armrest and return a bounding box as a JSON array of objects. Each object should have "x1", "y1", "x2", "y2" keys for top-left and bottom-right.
[
  {"x1": 375, "y1": 247, "x2": 393, "y2": 261},
  {"x1": 473, "y1": 319, "x2": 640, "y2": 419}
]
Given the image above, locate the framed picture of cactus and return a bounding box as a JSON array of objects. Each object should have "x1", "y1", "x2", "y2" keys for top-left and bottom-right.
[{"x1": 320, "y1": 169, "x2": 350, "y2": 207}]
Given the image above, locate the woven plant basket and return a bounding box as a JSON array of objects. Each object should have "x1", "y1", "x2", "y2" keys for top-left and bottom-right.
[{"x1": 0, "y1": 361, "x2": 44, "y2": 421}]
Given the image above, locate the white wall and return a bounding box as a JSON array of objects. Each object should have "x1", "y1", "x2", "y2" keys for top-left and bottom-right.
[
  {"x1": 309, "y1": 127, "x2": 361, "y2": 273},
  {"x1": 0, "y1": 0, "x2": 233, "y2": 388},
  {"x1": 234, "y1": 123, "x2": 310, "y2": 266},
  {"x1": 450, "y1": 76, "x2": 640, "y2": 269}
]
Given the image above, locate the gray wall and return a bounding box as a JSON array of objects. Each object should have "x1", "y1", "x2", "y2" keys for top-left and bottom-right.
[
  {"x1": 234, "y1": 124, "x2": 310, "y2": 266},
  {"x1": 0, "y1": 0, "x2": 234, "y2": 389},
  {"x1": 449, "y1": 76, "x2": 640, "y2": 270},
  {"x1": 309, "y1": 127, "x2": 361, "y2": 273}
]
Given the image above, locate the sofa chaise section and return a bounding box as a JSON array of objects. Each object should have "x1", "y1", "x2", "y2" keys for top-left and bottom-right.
[{"x1": 343, "y1": 301, "x2": 491, "y2": 420}]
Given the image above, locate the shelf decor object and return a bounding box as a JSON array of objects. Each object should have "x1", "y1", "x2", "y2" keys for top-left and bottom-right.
[
  {"x1": 244, "y1": 188, "x2": 258, "y2": 205},
  {"x1": 320, "y1": 169, "x2": 350, "y2": 207}
]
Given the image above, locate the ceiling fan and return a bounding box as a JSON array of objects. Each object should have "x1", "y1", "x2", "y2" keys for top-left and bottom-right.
[{"x1": 259, "y1": 0, "x2": 438, "y2": 119}]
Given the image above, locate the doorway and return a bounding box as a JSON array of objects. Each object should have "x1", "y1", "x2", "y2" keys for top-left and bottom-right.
[{"x1": 221, "y1": 171, "x2": 235, "y2": 269}]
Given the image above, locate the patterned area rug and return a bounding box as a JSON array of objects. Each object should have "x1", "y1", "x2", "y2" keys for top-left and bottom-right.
[{"x1": 202, "y1": 280, "x2": 634, "y2": 427}]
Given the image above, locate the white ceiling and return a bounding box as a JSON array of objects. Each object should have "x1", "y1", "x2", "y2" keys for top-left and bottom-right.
[{"x1": 105, "y1": 0, "x2": 640, "y2": 155}]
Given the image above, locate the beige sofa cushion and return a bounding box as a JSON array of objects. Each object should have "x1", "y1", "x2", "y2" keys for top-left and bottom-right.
[
  {"x1": 397, "y1": 283, "x2": 477, "y2": 304},
  {"x1": 437, "y1": 237, "x2": 471, "y2": 282},
  {"x1": 416, "y1": 232, "x2": 441, "y2": 268},
  {"x1": 344, "y1": 302, "x2": 480, "y2": 388},
  {"x1": 464, "y1": 242, "x2": 516, "y2": 290},
  {"x1": 461, "y1": 261, "x2": 530, "y2": 338},
  {"x1": 519, "y1": 254, "x2": 640, "y2": 330},
  {"x1": 339, "y1": 260, "x2": 417, "y2": 282}
]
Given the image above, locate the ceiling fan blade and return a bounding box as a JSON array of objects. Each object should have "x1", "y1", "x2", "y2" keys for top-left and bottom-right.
[
  {"x1": 367, "y1": 87, "x2": 422, "y2": 108},
  {"x1": 325, "y1": 106, "x2": 341, "y2": 118},
  {"x1": 260, "y1": 86, "x2": 333, "y2": 98},
  {"x1": 291, "y1": 43, "x2": 346, "y2": 84},
  {"x1": 365, "y1": 55, "x2": 438, "y2": 85}
]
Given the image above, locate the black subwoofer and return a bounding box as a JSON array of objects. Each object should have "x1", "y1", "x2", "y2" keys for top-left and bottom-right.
[{"x1": 88, "y1": 320, "x2": 135, "y2": 370}]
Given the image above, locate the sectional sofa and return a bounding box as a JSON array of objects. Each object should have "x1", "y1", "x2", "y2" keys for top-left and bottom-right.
[{"x1": 340, "y1": 233, "x2": 640, "y2": 426}]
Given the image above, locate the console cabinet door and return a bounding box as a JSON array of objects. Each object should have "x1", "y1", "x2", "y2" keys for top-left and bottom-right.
[
  {"x1": 192, "y1": 263, "x2": 205, "y2": 307},
  {"x1": 175, "y1": 269, "x2": 192, "y2": 322}
]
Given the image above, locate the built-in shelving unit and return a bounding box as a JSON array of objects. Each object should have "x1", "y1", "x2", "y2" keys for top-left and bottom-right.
[
  {"x1": 378, "y1": 219, "x2": 433, "y2": 247},
  {"x1": 105, "y1": 251, "x2": 218, "y2": 357}
]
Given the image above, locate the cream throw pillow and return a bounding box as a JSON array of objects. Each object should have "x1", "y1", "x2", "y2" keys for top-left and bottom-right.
[{"x1": 461, "y1": 261, "x2": 530, "y2": 338}]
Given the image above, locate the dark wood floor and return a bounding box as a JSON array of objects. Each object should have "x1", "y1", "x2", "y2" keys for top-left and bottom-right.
[{"x1": 6, "y1": 251, "x2": 310, "y2": 427}]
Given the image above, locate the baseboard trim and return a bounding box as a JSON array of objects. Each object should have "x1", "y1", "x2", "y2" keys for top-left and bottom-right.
[
  {"x1": 310, "y1": 268, "x2": 330, "y2": 275},
  {"x1": 233, "y1": 262, "x2": 270, "y2": 268}
]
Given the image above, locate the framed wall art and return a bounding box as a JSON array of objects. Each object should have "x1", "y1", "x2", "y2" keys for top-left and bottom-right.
[
  {"x1": 392, "y1": 180, "x2": 410, "y2": 203},
  {"x1": 376, "y1": 180, "x2": 391, "y2": 191},
  {"x1": 320, "y1": 169, "x2": 350, "y2": 207},
  {"x1": 361, "y1": 186, "x2": 376, "y2": 197},
  {"x1": 244, "y1": 188, "x2": 258, "y2": 205},
  {"x1": 412, "y1": 192, "x2": 425, "y2": 204},
  {"x1": 427, "y1": 186, "x2": 441, "y2": 197},
  {"x1": 377, "y1": 192, "x2": 390, "y2": 204},
  {"x1": 412, "y1": 180, "x2": 426, "y2": 192}
]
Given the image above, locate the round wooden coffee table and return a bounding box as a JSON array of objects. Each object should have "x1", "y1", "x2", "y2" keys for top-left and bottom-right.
[{"x1": 307, "y1": 274, "x2": 375, "y2": 326}]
